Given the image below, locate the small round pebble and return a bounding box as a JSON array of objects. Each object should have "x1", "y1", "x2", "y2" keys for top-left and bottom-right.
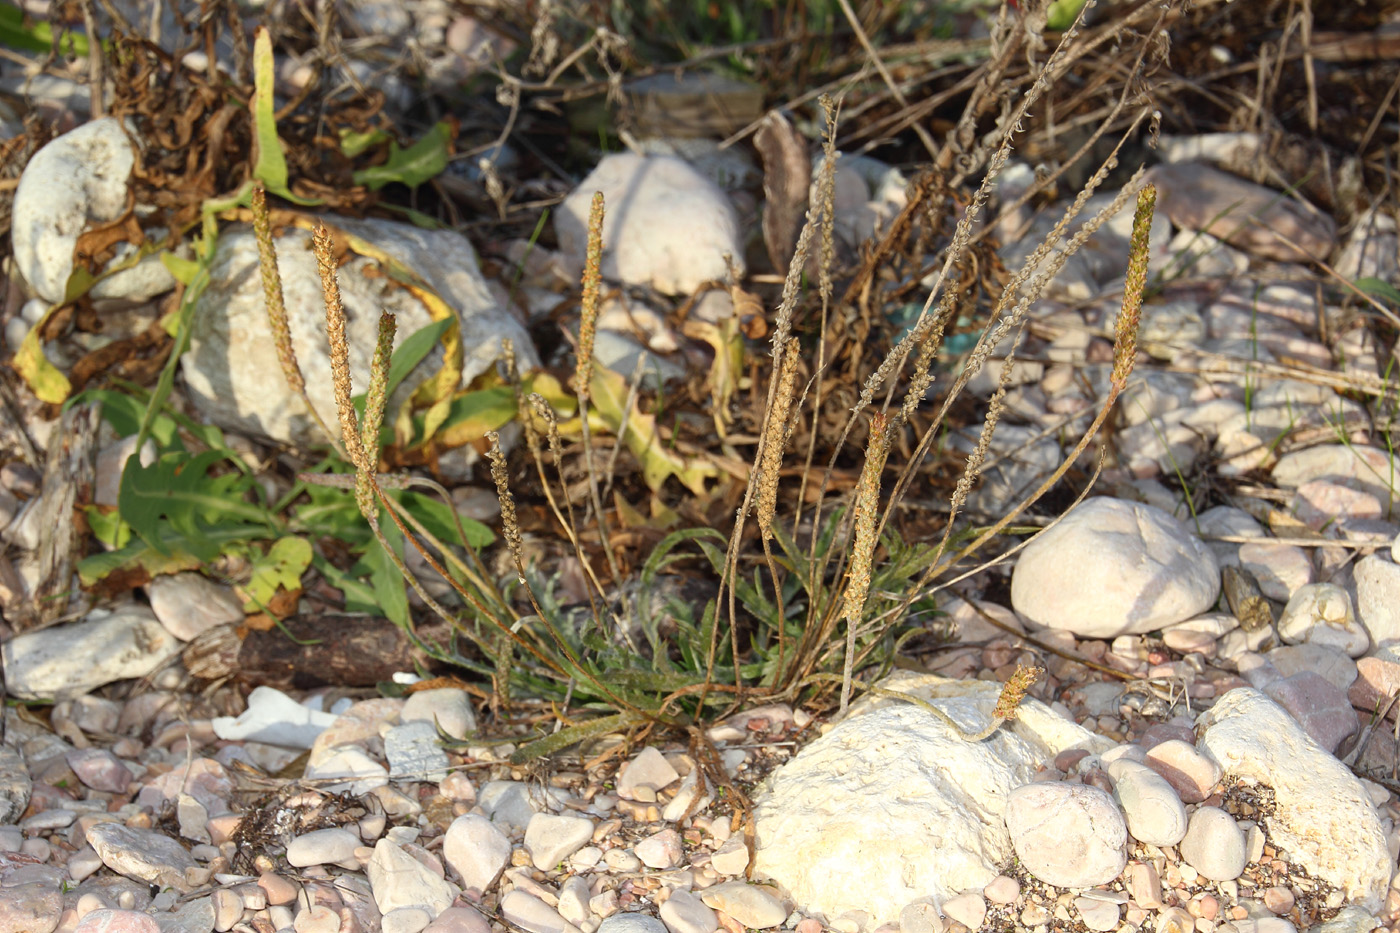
[
  {"x1": 941, "y1": 893, "x2": 985, "y2": 931},
  {"x1": 1108, "y1": 760, "x2": 1188, "y2": 847},
  {"x1": 1263, "y1": 887, "x2": 1295, "y2": 915},
  {"x1": 1178, "y1": 806, "x2": 1247, "y2": 882},
  {"x1": 287, "y1": 828, "x2": 360, "y2": 868},
  {"x1": 1005, "y1": 782, "x2": 1127, "y2": 888},
  {"x1": 635, "y1": 828, "x2": 683, "y2": 870},
  {"x1": 699, "y1": 882, "x2": 787, "y2": 929},
  {"x1": 1143, "y1": 740, "x2": 1221, "y2": 803},
  {"x1": 1074, "y1": 896, "x2": 1120, "y2": 932},
  {"x1": 982, "y1": 876, "x2": 1019, "y2": 905},
  {"x1": 598, "y1": 914, "x2": 670, "y2": 933}
]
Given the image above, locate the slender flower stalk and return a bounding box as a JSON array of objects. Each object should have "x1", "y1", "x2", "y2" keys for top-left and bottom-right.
[
  {"x1": 487, "y1": 431, "x2": 525, "y2": 584},
  {"x1": 841, "y1": 412, "x2": 891, "y2": 714},
  {"x1": 361, "y1": 312, "x2": 396, "y2": 461},
  {"x1": 313, "y1": 222, "x2": 367, "y2": 473},
  {"x1": 755, "y1": 337, "x2": 801, "y2": 539},
  {"x1": 1113, "y1": 183, "x2": 1156, "y2": 391}
]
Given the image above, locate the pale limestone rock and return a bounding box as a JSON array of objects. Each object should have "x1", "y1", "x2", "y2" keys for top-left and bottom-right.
[
  {"x1": 1010, "y1": 497, "x2": 1219, "y2": 638},
  {"x1": 1196, "y1": 688, "x2": 1391, "y2": 910},
  {"x1": 555, "y1": 154, "x2": 742, "y2": 296},
  {"x1": 751, "y1": 672, "x2": 1109, "y2": 924}
]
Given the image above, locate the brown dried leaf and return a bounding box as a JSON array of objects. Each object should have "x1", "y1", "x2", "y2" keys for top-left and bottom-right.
[{"x1": 754, "y1": 111, "x2": 810, "y2": 275}]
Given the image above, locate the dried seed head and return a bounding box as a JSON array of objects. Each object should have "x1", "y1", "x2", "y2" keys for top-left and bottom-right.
[
  {"x1": 487, "y1": 431, "x2": 525, "y2": 583},
  {"x1": 755, "y1": 337, "x2": 801, "y2": 538},
  {"x1": 313, "y1": 222, "x2": 367, "y2": 470},
  {"x1": 843, "y1": 412, "x2": 892, "y2": 627},
  {"x1": 574, "y1": 191, "x2": 605, "y2": 403},
  {"x1": 361, "y1": 312, "x2": 396, "y2": 461},
  {"x1": 1112, "y1": 183, "x2": 1156, "y2": 390},
  {"x1": 993, "y1": 664, "x2": 1043, "y2": 720},
  {"x1": 528, "y1": 393, "x2": 564, "y2": 466},
  {"x1": 251, "y1": 181, "x2": 305, "y2": 399}
]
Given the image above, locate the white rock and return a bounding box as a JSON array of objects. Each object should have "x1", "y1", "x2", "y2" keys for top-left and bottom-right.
[
  {"x1": 940, "y1": 893, "x2": 986, "y2": 932},
  {"x1": 1272, "y1": 446, "x2": 1399, "y2": 505},
  {"x1": 2, "y1": 605, "x2": 182, "y2": 700},
  {"x1": 145, "y1": 573, "x2": 244, "y2": 641},
  {"x1": 86, "y1": 822, "x2": 198, "y2": 892},
  {"x1": 1010, "y1": 497, "x2": 1220, "y2": 638},
  {"x1": 751, "y1": 671, "x2": 1109, "y2": 924},
  {"x1": 709, "y1": 836, "x2": 749, "y2": 877},
  {"x1": 500, "y1": 891, "x2": 576, "y2": 933},
  {"x1": 182, "y1": 217, "x2": 536, "y2": 449},
  {"x1": 211, "y1": 686, "x2": 338, "y2": 748},
  {"x1": 479, "y1": 780, "x2": 557, "y2": 832},
  {"x1": 617, "y1": 746, "x2": 680, "y2": 801},
  {"x1": 305, "y1": 747, "x2": 390, "y2": 795},
  {"x1": 1196, "y1": 688, "x2": 1391, "y2": 910},
  {"x1": 1177, "y1": 806, "x2": 1246, "y2": 881},
  {"x1": 659, "y1": 889, "x2": 718, "y2": 933},
  {"x1": 367, "y1": 839, "x2": 457, "y2": 916},
  {"x1": 555, "y1": 154, "x2": 742, "y2": 296},
  {"x1": 1108, "y1": 760, "x2": 1188, "y2": 847},
  {"x1": 634, "y1": 828, "x2": 683, "y2": 870},
  {"x1": 384, "y1": 721, "x2": 449, "y2": 783},
  {"x1": 443, "y1": 813, "x2": 510, "y2": 898},
  {"x1": 1278, "y1": 584, "x2": 1368, "y2": 657},
  {"x1": 698, "y1": 882, "x2": 786, "y2": 929},
  {"x1": 401, "y1": 689, "x2": 476, "y2": 741},
  {"x1": 287, "y1": 828, "x2": 361, "y2": 868},
  {"x1": 13, "y1": 118, "x2": 176, "y2": 304},
  {"x1": 524, "y1": 813, "x2": 595, "y2": 871},
  {"x1": 1238, "y1": 542, "x2": 1311, "y2": 602},
  {"x1": 1005, "y1": 782, "x2": 1127, "y2": 888},
  {"x1": 556, "y1": 876, "x2": 592, "y2": 926},
  {"x1": 1355, "y1": 555, "x2": 1400, "y2": 649},
  {"x1": 1074, "y1": 893, "x2": 1123, "y2": 932}
]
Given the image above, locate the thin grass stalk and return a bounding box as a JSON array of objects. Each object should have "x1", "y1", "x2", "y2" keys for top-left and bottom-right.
[
  {"x1": 572, "y1": 193, "x2": 626, "y2": 611},
  {"x1": 840, "y1": 412, "x2": 890, "y2": 715},
  {"x1": 707, "y1": 150, "x2": 829, "y2": 708}
]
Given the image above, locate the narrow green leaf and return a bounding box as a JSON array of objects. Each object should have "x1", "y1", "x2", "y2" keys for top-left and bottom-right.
[
  {"x1": 249, "y1": 28, "x2": 321, "y2": 206},
  {"x1": 360, "y1": 522, "x2": 409, "y2": 627},
  {"x1": 1357, "y1": 277, "x2": 1400, "y2": 306},
  {"x1": 352, "y1": 121, "x2": 454, "y2": 191},
  {"x1": 339, "y1": 127, "x2": 391, "y2": 158},
  {"x1": 509, "y1": 712, "x2": 647, "y2": 764}
]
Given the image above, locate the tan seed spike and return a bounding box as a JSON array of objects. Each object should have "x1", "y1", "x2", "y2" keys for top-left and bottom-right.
[
  {"x1": 312, "y1": 222, "x2": 368, "y2": 471},
  {"x1": 574, "y1": 191, "x2": 604, "y2": 404},
  {"x1": 756, "y1": 337, "x2": 801, "y2": 538},
  {"x1": 487, "y1": 431, "x2": 525, "y2": 583},
  {"x1": 993, "y1": 664, "x2": 1044, "y2": 720},
  {"x1": 1113, "y1": 183, "x2": 1156, "y2": 390},
  {"x1": 251, "y1": 181, "x2": 304, "y2": 399},
  {"x1": 361, "y1": 312, "x2": 396, "y2": 460},
  {"x1": 841, "y1": 412, "x2": 891, "y2": 713}
]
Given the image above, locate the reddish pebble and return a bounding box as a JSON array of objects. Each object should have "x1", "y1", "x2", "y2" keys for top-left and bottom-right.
[
  {"x1": 1263, "y1": 887, "x2": 1295, "y2": 915},
  {"x1": 1143, "y1": 739, "x2": 1221, "y2": 803},
  {"x1": 796, "y1": 920, "x2": 824, "y2": 933},
  {"x1": 1054, "y1": 749, "x2": 1090, "y2": 772}
]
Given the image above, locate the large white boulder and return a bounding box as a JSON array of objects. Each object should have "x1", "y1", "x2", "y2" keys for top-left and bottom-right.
[
  {"x1": 1196, "y1": 688, "x2": 1391, "y2": 911},
  {"x1": 750, "y1": 672, "x2": 1110, "y2": 925},
  {"x1": 181, "y1": 215, "x2": 536, "y2": 449},
  {"x1": 12, "y1": 118, "x2": 176, "y2": 304},
  {"x1": 1010, "y1": 497, "x2": 1220, "y2": 638},
  {"x1": 555, "y1": 154, "x2": 743, "y2": 296}
]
